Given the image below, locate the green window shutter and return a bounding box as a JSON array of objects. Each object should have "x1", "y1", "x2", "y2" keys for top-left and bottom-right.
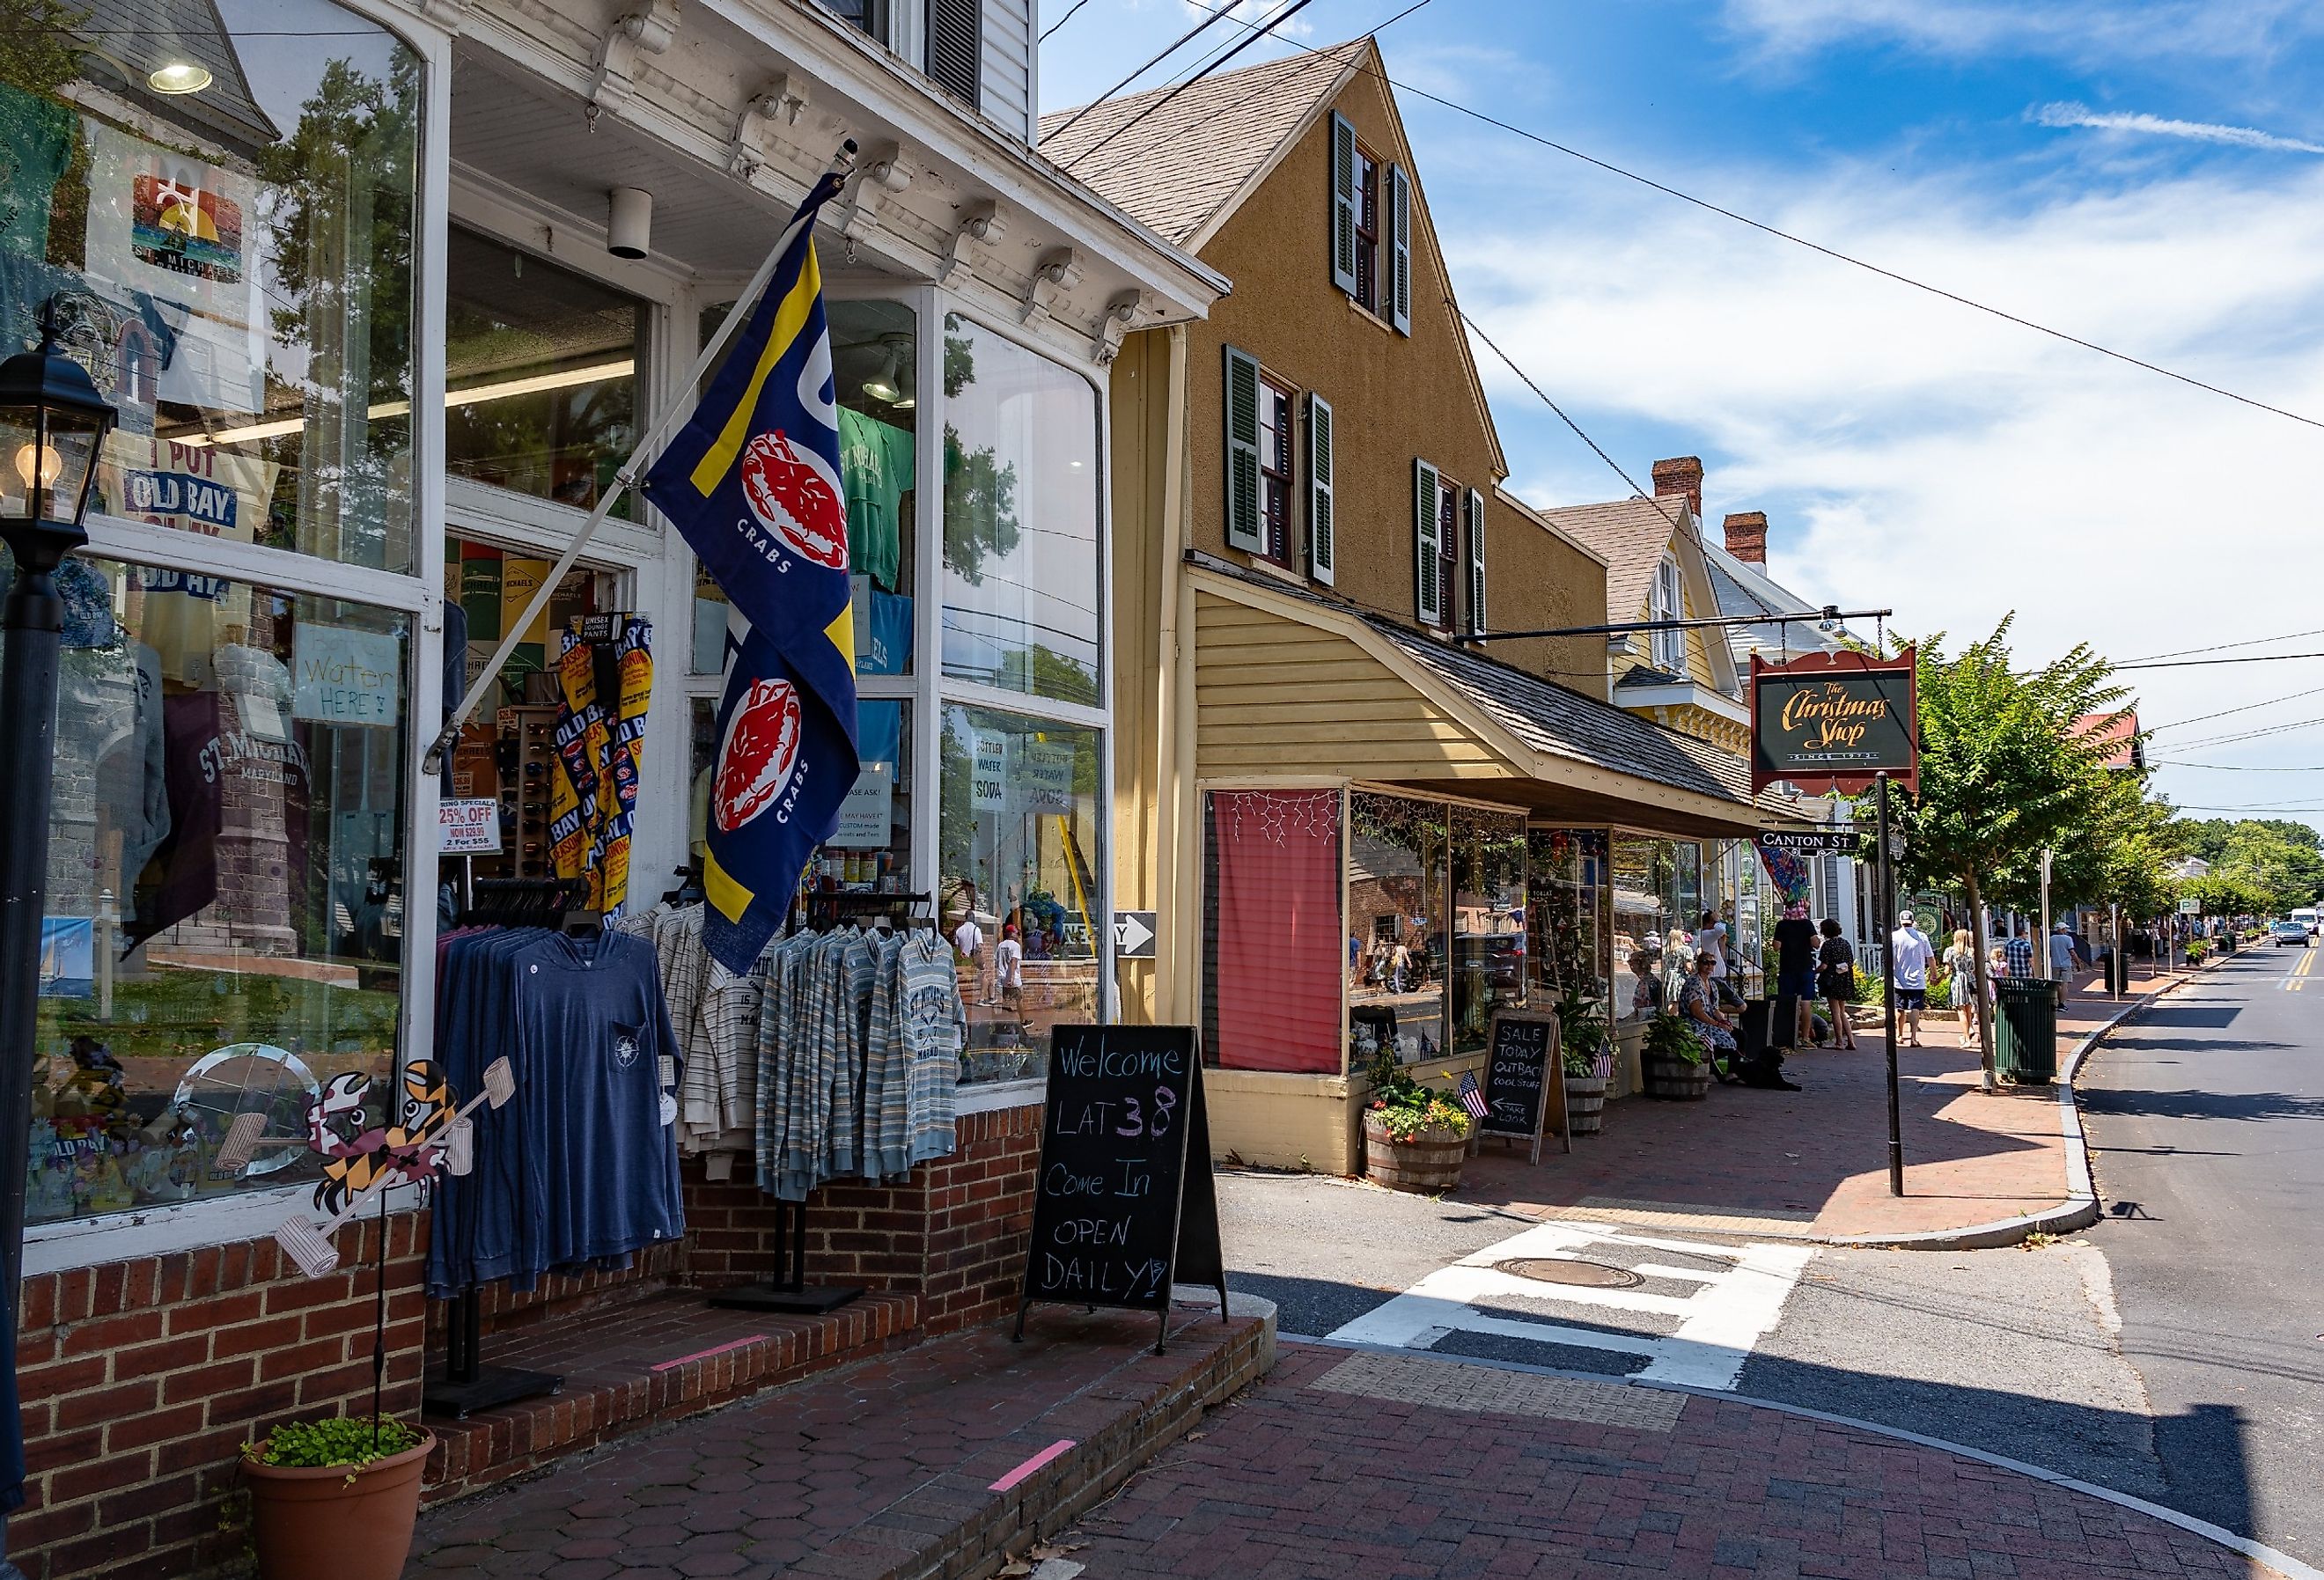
[
  {"x1": 1389, "y1": 164, "x2": 1413, "y2": 334},
  {"x1": 1225, "y1": 345, "x2": 1264, "y2": 554},
  {"x1": 1306, "y1": 392, "x2": 1335, "y2": 585},
  {"x1": 1464, "y1": 487, "x2": 1486, "y2": 632},
  {"x1": 1330, "y1": 112, "x2": 1358, "y2": 297},
  {"x1": 1414, "y1": 459, "x2": 1442, "y2": 625}
]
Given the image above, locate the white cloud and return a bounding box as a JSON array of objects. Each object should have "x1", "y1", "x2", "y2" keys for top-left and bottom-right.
[
  {"x1": 1721, "y1": 0, "x2": 2324, "y2": 69},
  {"x1": 2030, "y1": 100, "x2": 2324, "y2": 155},
  {"x1": 1439, "y1": 151, "x2": 2324, "y2": 820}
]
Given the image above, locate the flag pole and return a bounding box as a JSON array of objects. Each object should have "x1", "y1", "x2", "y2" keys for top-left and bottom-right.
[{"x1": 422, "y1": 139, "x2": 860, "y2": 777}]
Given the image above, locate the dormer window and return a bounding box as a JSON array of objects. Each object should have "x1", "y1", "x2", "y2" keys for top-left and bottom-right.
[{"x1": 1651, "y1": 556, "x2": 1684, "y2": 672}]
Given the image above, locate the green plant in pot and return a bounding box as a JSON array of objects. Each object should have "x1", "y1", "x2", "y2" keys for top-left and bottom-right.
[
  {"x1": 1641, "y1": 1011, "x2": 1705, "y2": 1066},
  {"x1": 241, "y1": 1415, "x2": 435, "y2": 1580},
  {"x1": 1553, "y1": 984, "x2": 1608, "y2": 1077},
  {"x1": 1362, "y1": 1049, "x2": 1473, "y2": 1144}
]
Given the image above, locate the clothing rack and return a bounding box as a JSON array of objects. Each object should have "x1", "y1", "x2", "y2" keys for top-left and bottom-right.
[
  {"x1": 426, "y1": 877, "x2": 578, "y2": 1419},
  {"x1": 709, "y1": 889, "x2": 934, "y2": 1317}
]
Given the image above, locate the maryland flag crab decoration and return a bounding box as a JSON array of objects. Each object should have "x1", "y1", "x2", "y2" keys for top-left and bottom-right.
[{"x1": 641, "y1": 173, "x2": 860, "y2": 976}]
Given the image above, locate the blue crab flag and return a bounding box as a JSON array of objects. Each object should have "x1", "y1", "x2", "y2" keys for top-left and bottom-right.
[{"x1": 641, "y1": 176, "x2": 859, "y2": 974}]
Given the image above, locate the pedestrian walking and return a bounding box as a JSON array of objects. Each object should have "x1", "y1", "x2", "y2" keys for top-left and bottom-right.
[
  {"x1": 1890, "y1": 908, "x2": 1936, "y2": 1047},
  {"x1": 1389, "y1": 939, "x2": 1411, "y2": 995},
  {"x1": 2048, "y1": 922, "x2": 2077, "y2": 1003},
  {"x1": 2004, "y1": 927, "x2": 2034, "y2": 980},
  {"x1": 997, "y1": 922, "x2": 1024, "y2": 1013},
  {"x1": 1693, "y1": 910, "x2": 1729, "y2": 983},
  {"x1": 1817, "y1": 918, "x2": 1859, "y2": 1050},
  {"x1": 1944, "y1": 928, "x2": 1980, "y2": 1047},
  {"x1": 1773, "y1": 902, "x2": 1820, "y2": 1046}
]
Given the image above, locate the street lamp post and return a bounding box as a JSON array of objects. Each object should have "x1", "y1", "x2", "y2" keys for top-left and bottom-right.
[{"x1": 0, "y1": 315, "x2": 119, "y2": 1572}]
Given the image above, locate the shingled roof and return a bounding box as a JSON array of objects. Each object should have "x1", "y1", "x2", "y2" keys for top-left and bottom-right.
[
  {"x1": 1037, "y1": 40, "x2": 1372, "y2": 246},
  {"x1": 1532, "y1": 496, "x2": 1690, "y2": 627}
]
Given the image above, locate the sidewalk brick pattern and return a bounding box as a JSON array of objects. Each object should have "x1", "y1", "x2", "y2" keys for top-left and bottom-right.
[{"x1": 1068, "y1": 1342, "x2": 2274, "y2": 1578}]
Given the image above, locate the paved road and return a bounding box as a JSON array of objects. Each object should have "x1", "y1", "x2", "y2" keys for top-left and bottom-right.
[{"x1": 2079, "y1": 945, "x2": 2324, "y2": 1569}]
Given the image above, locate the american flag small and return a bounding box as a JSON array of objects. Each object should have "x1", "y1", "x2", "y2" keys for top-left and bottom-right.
[
  {"x1": 1457, "y1": 1069, "x2": 1489, "y2": 1120},
  {"x1": 1592, "y1": 1049, "x2": 1614, "y2": 1081}
]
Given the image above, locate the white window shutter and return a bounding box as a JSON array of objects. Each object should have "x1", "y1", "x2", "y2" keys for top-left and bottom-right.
[
  {"x1": 1224, "y1": 346, "x2": 1264, "y2": 553},
  {"x1": 1306, "y1": 392, "x2": 1335, "y2": 585},
  {"x1": 1465, "y1": 488, "x2": 1486, "y2": 632},
  {"x1": 1414, "y1": 459, "x2": 1442, "y2": 624},
  {"x1": 1389, "y1": 164, "x2": 1413, "y2": 335},
  {"x1": 1330, "y1": 113, "x2": 1358, "y2": 297}
]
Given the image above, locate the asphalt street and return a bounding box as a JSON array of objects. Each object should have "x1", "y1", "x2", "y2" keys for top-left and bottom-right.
[{"x1": 2079, "y1": 944, "x2": 2324, "y2": 1568}]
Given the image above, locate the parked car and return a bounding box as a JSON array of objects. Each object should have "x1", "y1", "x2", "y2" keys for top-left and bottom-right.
[{"x1": 2270, "y1": 921, "x2": 2312, "y2": 947}]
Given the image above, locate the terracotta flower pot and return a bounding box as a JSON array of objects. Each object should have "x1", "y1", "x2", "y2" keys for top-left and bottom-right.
[
  {"x1": 1362, "y1": 1113, "x2": 1467, "y2": 1194},
  {"x1": 243, "y1": 1429, "x2": 435, "y2": 1580}
]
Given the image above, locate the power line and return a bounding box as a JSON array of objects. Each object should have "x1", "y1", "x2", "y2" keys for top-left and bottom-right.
[
  {"x1": 2118, "y1": 650, "x2": 2324, "y2": 671},
  {"x1": 2174, "y1": 715, "x2": 2324, "y2": 751},
  {"x1": 2124, "y1": 627, "x2": 2324, "y2": 664},
  {"x1": 1042, "y1": 0, "x2": 1244, "y2": 139},
  {"x1": 1060, "y1": 0, "x2": 1330, "y2": 173},
  {"x1": 2154, "y1": 761, "x2": 2324, "y2": 771},
  {"x1": 2146, "y1": 685, "x2": 2324, "y2": 734},
  {"x1": 1080, "y1": 11, "x2": 2324, "y2": 431},
  {"x1": 1039, "y1": 0, "x2": 1098, "y2": 43}
]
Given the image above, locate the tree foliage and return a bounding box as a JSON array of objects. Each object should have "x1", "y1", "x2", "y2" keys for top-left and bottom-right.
[{"x1": 2171, "y1": 817, "x2": 2324, "y2": 916}]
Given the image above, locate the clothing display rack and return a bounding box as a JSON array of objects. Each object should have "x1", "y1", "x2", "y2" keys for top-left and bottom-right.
[
  {"x1": 423, "y1": 878, "x2": 581, "y2": 1420},
  {"x1": 709, "y1": 891, "x2": 933, "y2": 1316}
]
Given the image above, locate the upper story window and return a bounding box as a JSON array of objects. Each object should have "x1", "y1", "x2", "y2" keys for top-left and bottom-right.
[
  {"x1": 6, "y1": 0, "x2": 423, "y2": 572},
  {"x1": 1330, "y1": 113, "x2": 1412, "y2": 335},
  {"x1": 445, "y1": 228, "x2": 645, "y2": 518},
  {"x1": 817, "y1": 0, "x2": 886, "y2": 34},
  {"x1": 1651, "y1": 556, "x2": 1685, "y2": 672},
  {"x1": 1256, "y1": 374, "x2": 1294, "y2": 567},
  {"x1": 1351, "y1": 148, "x2": 1380, "y2": 314}
]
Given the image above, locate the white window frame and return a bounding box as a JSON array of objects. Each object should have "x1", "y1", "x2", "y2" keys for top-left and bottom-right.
[{"x1": 1651, "y1": 556, "x2": 1685, "y2": 672}]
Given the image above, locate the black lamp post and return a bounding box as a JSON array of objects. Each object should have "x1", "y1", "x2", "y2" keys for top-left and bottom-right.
[{"x1": 0, "y1": 315, "x2": 118, "y2": 1569}]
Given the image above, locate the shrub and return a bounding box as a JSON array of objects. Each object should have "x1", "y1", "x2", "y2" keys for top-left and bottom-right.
[{"x1": 247, "y1": 1416, "x2": 422, "y2": 1472}]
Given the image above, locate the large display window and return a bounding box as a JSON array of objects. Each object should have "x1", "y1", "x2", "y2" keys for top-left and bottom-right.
[
  {"x1": 4, "y1": 0, "x2": 423, "y2": 572},
  {"x1": 1612, "y1": 835, "x2": 1713, "y2": 1022},
  {"x1": 1529, "y1": 827, "x2": 1611, "y2": 1012},
  {"x1": 17, "y1": 554, "x2": 408, "y2": 1226},
  {"x1": 1347, "y1": 790, "x2": 1449, "y2": 1064},
  {"x1": 1202, "y1": 789, "x2": 1343, "y2": 1075},
  {"x1": 1451, "y1": 806, "x2": 1526, "y2": 1055}
]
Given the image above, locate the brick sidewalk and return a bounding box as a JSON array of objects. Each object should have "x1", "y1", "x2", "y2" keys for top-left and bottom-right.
[
  {"x1": 1455, "y1": 965, "x2": 2195, "y2": 1242},
  {"x1": 1065, "y1": 1341, "x2": 2279, "y2": 1578}
]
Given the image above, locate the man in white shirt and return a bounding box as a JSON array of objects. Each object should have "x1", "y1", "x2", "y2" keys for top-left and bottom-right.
[
  {"x1": 952, "y1": 915, "x2": 986, "y2": 1003},
  {"x1": 1889, "y1": 908, "x2": 1936, "y2": 1047},
  {"x1": 997, "y1": 922, "x2": 1025, "y2": 1012},
  {"x1": 1693, "y1": 911, "x2": 1729, "y2": 981}
]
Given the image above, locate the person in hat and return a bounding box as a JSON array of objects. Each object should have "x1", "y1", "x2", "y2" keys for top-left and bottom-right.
[
  {"x1": 1890, "y1": 907, "x2": 1936, "y2": 1047},
  {"x1": 2048, "y1": 921, "x2": 2078, "y2": 1003},
  {"x1": 1773, "y1": 901, "x2": 1820, "y2": 1046}
]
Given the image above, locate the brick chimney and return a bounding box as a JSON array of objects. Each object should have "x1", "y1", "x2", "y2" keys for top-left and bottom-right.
[
  {"x1": 1722, "y1": 511, "x2": 1768, "y2": 566},
  {"x1": 1651, "y1": 456, "x2": 1703, "y2": 516}
]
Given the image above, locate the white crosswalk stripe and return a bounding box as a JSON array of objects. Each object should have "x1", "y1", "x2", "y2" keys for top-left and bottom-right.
[{"x1": 1325, "y1": 1216, "x2": 1814, "y2": 1392}]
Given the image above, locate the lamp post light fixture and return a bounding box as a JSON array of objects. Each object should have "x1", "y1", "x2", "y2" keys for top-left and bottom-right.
[{"x1": 0, "y1": 312, "x2": 116, "y2": 1575}]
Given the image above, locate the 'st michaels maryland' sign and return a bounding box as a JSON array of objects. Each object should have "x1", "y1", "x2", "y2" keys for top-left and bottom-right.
[{"x1": 1750, "y1": 649, "x2": 1919, "y2": 796}]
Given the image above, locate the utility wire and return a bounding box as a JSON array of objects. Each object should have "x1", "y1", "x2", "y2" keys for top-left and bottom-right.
[
  {"x1": 1043, "y1": 0, "x2": 1245, "y2": 139},
  {"x1": 2155, "y1": 761, "x2": 2324, "y2": 771},
  {"x1": 2148, "y1": 685, "x2": 2324, "y2": 734},
  {"x1": 2174, "y1": 715, "x2": 2324, "y2": 751},
  {"x1": 1039, "y1": 0, "x2": 1097, "y2": 43},
  {"x1": 1059, "y1": 0, "x2": 1328, "y2": 173},
  {"x1": 2124, "y1": 627, "x2": 2324, "y2": 665},
  {"x1": 1092, "y1": 8, "x2": 2324, "y2": 431},
  {"x1": 2118, "y1": 650, "x2": 2324, "y2": 671}
]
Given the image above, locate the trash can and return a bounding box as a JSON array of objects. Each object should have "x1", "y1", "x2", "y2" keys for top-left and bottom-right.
[{"x1": 1994, "y1": 979, "x2": 2060, "y2": 1084}]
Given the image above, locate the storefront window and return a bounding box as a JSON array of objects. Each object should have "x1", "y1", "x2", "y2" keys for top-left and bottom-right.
[
  {"x1": 1348, "y1": 791, "x2": 1448, "y2": 1064},
  {"x1": 445, "y1": 228, "x2": 643, "y2": 517},
  {"x1": 938, "y1": 703, "x2": 1103, "y2": 1083},
  {"x1": 1529, "y1": 828, "x2": 1610, "y2": 1013},
  {"x1": 1451, "y1": 806, "x2": 1526, "y2": 1055},
  {"x1": 4, "y1": 0, "x2": 423, "y2": 571},
  {"x1": 938, "y1": 314, "x2": 1099, "y2": 709},
  {"x1": 1202, "y1": 790, "x2": 1342, "y2": 1074},
  {"x1": 1612, "y1": 837, "x2": 1670, "y2": 1022},
  {"x1": 17, "y1": 554, "x2": 408, "y2": 1226},
  {"x1": 687, "y1": 694, "x2": 915, "y2": 896}
]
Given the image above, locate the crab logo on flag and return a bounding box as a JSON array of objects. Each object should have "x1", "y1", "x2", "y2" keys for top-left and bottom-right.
[
  {"x1": 739, "y1": 430, "x2": 849, "y2": 571},
  {"x1": 715, "y1": 677, "x2": 803, "y2": 832}
]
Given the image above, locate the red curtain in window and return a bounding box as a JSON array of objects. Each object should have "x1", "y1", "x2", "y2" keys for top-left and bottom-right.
[{"x1": 1208, "y1": 790, "x2": 1343, "y2": 1074}]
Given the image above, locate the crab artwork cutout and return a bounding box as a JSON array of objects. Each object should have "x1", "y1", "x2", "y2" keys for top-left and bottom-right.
[{"x1": 305, "y1": 1059, "x2": 460, "y2": 1219}]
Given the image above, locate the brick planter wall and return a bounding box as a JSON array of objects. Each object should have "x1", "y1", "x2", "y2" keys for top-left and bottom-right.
[{"x1": 12, "y1": 1213, "x2": 427, "y2": 1580}]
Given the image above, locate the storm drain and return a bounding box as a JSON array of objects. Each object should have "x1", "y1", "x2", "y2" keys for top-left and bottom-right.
[{"x1": 1492, "y1": 1258, "x2": 1644, "y2": 1290}]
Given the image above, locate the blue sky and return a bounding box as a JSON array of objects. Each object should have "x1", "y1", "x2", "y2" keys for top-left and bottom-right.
[{"x1": 1040, "y1": 0, "x2": 2324, "y2": 831}]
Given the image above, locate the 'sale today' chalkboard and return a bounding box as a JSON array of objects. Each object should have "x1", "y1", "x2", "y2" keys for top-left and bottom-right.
[
  {"x1": 1017, "y1": 1025, "x2": 1228, "y2": 1353},
  {"x1": 1476, "y1": 1010, "x2": 1567, "y2": 1165}
]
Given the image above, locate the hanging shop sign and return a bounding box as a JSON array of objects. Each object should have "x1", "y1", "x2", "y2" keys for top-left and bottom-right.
[
  {"x1": 438, "y1": 798, "x2": 502, "y2": 854},
  {"x1": 1019, "y1": 1025, "x2": 1229, "y2": 1352},
  {"x1": 1750, "y1": 648, "x2": 1918, "y2": 796},
  {"x1": 1754, "y1": 827, "x2": 1857, "y2": 856},
  {"x1": 1475, "y1": 1010, "x2": 1568, "y2": 1165}
]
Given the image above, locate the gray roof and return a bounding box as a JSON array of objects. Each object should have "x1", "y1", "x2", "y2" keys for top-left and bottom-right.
[
  {"x1": 1701, "y1": 538, "x2": 1852, "y2": 666},
  {"x1": 1037, "y1": 40, "x2": 1370, "y2": 246},
  {"x1": 1528, "y1": 495, "x2": 1688, "y2": 624}
]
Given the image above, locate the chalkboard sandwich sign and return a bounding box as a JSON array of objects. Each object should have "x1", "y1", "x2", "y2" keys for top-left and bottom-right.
[
  {"x1": 1475, "y1": 1010, "x2": 1567, "y2": 1165},
  {"x1": 1016, "y1": 1025, "x2": 1229, "y2": 1354}
]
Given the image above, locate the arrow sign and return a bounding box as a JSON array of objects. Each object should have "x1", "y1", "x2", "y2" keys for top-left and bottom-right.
[{"x1": 1114, "y1": 910, "x2": 1158, "y2": 959}]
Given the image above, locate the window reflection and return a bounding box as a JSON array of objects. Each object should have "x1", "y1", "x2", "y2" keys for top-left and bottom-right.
[
  {"x1": 1529, "y1": 828, "x2": 1610, "y2": 1012},
  {"x1": 1451, "y1": 807, "x2": 1526, "y2": 1055},
  {"x1": 444, "y1": 228, "x2": 644, "y2": 515},
  {"x1": 939, "y1": 314, "x2": 1099, "y2": 709},
  {"x1": 1347, "y1": 791, "x2": 1447, "y2": 1064}
]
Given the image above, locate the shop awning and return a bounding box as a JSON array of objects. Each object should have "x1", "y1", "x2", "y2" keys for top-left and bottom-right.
[{"x1": 1189, "y1": 556, "x2": 1800, "y2": 839}]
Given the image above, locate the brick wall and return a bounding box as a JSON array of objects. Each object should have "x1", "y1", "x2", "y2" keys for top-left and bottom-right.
[{"x1": 12, "y1": 1213, "x2": 427, "y2": 1580}]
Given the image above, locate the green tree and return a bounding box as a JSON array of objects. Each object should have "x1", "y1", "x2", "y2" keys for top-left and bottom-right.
[{"x1": 1891, "y1": 619, "x2": 2131, "y2": 1087}]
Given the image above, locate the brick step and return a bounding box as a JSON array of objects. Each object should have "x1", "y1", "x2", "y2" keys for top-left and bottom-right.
[{"x1": 420, "y1": 1287, "x2": 920, "y2": 1501}]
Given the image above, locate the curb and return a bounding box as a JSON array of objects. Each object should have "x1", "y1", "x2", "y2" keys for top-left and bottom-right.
[{"x1": 1820, "y1": 962, "x2": 2216, "y2": 1252}]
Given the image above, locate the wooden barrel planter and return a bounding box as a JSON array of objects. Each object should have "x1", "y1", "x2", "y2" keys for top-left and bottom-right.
[
  {"x1": 1363, "y1": 1114, "x2": 1468, "y2": 1194},
  {"x1": 1642, "y1": 1055, "x2": 1710, "y2": 1101},
  {"x1": 1564, "y1": 1076, "x2": 1608, "y2": 1134}
]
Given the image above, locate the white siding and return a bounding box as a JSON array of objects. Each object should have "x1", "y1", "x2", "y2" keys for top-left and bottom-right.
[{"x1": 983, "y1": 0, "x2": 1034, "y2": 141}]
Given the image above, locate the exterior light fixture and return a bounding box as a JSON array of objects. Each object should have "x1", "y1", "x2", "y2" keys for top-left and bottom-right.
[
  {"x1": 607, "y1": 187, "x2": 651, "y2": 260},
  {"x1": 147, "y1": 60, "x2": 213, "y2": 93},
  {"x1": 861, "y1": 340, "x2": 902, "y2": 405}
]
